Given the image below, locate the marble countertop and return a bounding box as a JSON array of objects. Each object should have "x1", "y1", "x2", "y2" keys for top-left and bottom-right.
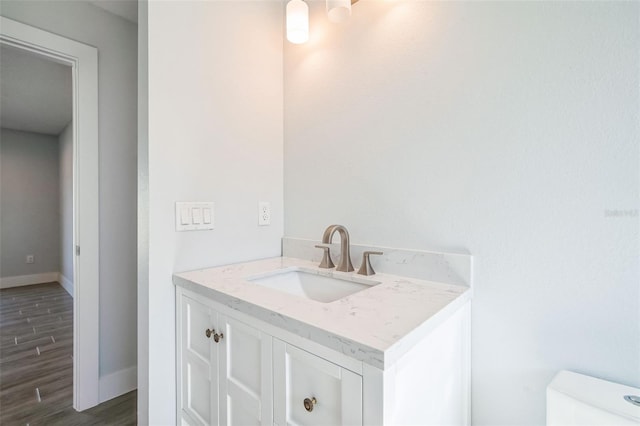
[{"x1": 173, "y1": 256, "x2": 471, "y2": 370}]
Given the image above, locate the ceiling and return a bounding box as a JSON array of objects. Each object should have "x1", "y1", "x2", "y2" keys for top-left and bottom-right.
[
  {"x1": 90, "y1": 0, "x2": 138, "y2": 24},
  {"x1": 0, "y1": 1, "x2": 137, "y2": 136},
  {"x1": 0, "y1": 44, "x2": 73, "y2": 136}
]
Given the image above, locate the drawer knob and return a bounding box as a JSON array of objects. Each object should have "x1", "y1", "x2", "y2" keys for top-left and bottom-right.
[
  {"x1": 213, "y1": 331, "x2": 224, "y2": 343},
  {"x1": 303, "y1": 397, "x2": 317, "y2": 412},
  {"x1": 205, "y1": 328, "x2": 213, "y2": 338}
]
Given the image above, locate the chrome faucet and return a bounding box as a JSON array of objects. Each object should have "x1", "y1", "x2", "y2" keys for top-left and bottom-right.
[{"x1": 321, "y1": 225, "x2": 354, "y2": 272}]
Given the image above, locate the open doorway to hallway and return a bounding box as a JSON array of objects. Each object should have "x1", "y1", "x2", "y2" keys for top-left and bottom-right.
[
  {"x1": 0, "y1": 43, "x2": 77, "y2": 423},
  {"x1": 1, "y1": 3, "x2": 138, "y2": 417},
  {"x1": 0, "y1": 37, "x2": 137, "y2": 423}
]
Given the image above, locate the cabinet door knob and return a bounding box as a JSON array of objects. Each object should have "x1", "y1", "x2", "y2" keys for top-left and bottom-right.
[
  {"x1": 205, "y1": 328, "x2": 213, "y2": 338},
  {"x1": 303, "y1": 397, "x2": 317, "y2": 412},
  {"x1": 213, "y1": 332, "x2": 224, "y2": 343}
]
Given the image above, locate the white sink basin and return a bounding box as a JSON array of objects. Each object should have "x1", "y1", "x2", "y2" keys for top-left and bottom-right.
[{"x1": 246, "y1": 267, "x2": 379, "y2": 303}]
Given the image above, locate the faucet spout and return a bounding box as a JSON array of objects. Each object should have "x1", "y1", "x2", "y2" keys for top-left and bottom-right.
[{"x1": 321, "y1": 225, "x2": 354, "y2": 272}]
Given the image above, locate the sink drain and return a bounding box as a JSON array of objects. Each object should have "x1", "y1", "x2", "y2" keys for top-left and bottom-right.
[{"x1": 624, "y1": 395, "x2": 640, "y2": 407}]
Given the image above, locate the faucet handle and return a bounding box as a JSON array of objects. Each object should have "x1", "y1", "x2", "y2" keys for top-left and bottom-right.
[
  {"x1": 357, "y1": 251, "x2": 383, "y2": 276},
  {"x1": 315, "y1": 245, "x2": 335, "y2": 269}
]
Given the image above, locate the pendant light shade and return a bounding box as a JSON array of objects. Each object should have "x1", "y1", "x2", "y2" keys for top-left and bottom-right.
[
  {"x1": 327, "y1": 0, "x2": 351, "y2": 23},
  {"x1": 286, "y1": 0, "x2": 309, "y2": 44}
]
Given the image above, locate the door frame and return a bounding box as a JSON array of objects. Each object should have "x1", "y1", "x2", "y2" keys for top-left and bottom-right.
[{"x1": 0, "y1": 17, "x2": 100, "y2": 411}]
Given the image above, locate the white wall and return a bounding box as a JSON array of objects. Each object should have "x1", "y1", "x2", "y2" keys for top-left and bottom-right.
[
  {"x1": 0, "y1": 1, "x2": 138, "y2": 383},
  {"x1": 143, "y1": 1, "x2": 284, "y2": 423},
  {"x1": 284, "y1": 1, "x2": 639, "y2": 424},
  {"x1": 58, "y1": 122, "x2": 73, "y2": 288},
  {"x1": 0, "y1": 128, "x2": 60, "y2": 278}
]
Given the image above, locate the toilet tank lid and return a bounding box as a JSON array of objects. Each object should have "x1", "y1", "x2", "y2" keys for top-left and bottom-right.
[{"x1": 548, "y1": 370, "x2": 640, "y2": 421}]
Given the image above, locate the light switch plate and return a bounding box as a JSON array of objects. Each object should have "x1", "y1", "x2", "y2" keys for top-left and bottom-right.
[{"x1": 176, "y1": 202, "x2": 214, "y2": 231}]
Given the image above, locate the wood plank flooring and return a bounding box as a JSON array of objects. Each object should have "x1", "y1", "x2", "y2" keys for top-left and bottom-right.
[{"x1": 0, "y1": 282, "x2": 137, "y2": 425}]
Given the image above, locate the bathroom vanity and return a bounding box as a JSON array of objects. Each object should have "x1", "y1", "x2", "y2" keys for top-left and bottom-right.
[{"x1": 173, "y1": 238, "x2": 472, "y2": 426}]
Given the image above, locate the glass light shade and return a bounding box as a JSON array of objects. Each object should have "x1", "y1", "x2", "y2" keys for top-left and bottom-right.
[
  {"x1": 327, "y1": 0, "x2": 351, "y2": 23},
  {"x1": 286, "y1": 0, "x2": 309, "y2": 44}
]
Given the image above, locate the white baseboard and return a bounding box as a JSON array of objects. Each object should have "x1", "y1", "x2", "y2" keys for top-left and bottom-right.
[
  {"x1": 58, "y1": 273, "x2": 74, "y2": 297},
  {"x1": 0, "y1": 272, "x2": 60, "y2": 289},
  {"x1": 99, "y1": 366, "x2": 137, "y2": 403}
]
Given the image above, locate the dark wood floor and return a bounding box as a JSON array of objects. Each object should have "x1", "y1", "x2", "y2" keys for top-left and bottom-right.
[{"x1": 0, "y1": 282, "x2": 137, "y2": 425}]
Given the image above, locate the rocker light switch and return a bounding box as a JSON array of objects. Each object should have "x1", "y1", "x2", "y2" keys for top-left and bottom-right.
[
  {"x1": 180, "y1": 207, "x2": 190, "y2": 225},
  {"x1": 203, "y1": 208, "x2": 212, "y2": 224},
  {"x1": 175, "y1": 202, "x2": 214, "y2": 231},
  {"x1": 192, "y1": 208, "x2": 202, "y2": 224}
]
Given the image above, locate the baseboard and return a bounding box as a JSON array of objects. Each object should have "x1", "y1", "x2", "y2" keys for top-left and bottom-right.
[
  {"x1": 58, "y1": 273, "x2": 74, "y2": 297},
  {"x1": 0, "y1": 272, "x2": 60, "y2": 289},
  {"x1": 99, "y1": 366, "x2": 137, "y2": 403}
]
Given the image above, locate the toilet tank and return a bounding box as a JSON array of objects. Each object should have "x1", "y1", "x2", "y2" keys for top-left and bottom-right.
[{"x1": 547, "y1": 370, "x2": 640, "y2": 425}]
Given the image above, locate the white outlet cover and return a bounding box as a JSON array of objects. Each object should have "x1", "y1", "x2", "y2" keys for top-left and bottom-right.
[{"x1": 258, "y1": 201, "x2": 270, "y2": 226}]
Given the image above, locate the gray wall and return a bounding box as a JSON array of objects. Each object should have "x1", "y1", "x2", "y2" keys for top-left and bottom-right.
[
  {"x1": 58, "y1": 122, "x2": 73, "y2": 285},
  {"x1": 0, "y1": 1, "x2": 138, "y2": 380},
  {"x1": 284, "y1": 1, "x2": 639, "y2": 424},
  {"x1": 0, "y1": 128, "x2": 60, "y2": 277},
  {"x1": 137, "y1": 0, "x2": 149, "y2": 420}
]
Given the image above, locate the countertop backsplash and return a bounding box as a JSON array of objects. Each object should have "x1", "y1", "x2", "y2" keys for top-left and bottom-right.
[{"x1": 282, "y1": 237, "x2": 473, "y2": 288}]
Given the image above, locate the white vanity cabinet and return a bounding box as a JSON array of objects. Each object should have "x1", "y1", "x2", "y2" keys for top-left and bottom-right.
[
  {"x1": 178, "y1": 294, "x2": 273, "y2": 426},
  {"x1": 176, "y1": 283, "x2": 470, "y2": 426},
  {"x1": 178, "y1": 290, "x2": 364, "y2": 426}
]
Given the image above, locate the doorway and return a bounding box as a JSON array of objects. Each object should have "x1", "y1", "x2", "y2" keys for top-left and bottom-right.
[{"x1": 0, "y1": 16, "x2": 100, "y2": 411}]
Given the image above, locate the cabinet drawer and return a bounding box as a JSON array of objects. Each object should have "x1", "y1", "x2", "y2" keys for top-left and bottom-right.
[{"x1": 274, "y1": 340, "x2": 362, "y2": 426}]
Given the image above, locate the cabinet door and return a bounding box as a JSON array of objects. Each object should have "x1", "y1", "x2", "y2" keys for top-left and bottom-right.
[
  {"x1": 180, "y1": 296, "x2": 215, "y2": 426},
  {"x1": 273, "y1": 341, "x2": 362, "y2": 426},
  {"x1": 218, "y1": 315, "x2": 273, "y2": 426}
]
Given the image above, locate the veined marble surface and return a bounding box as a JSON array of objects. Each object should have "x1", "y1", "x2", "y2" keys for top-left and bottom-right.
[{"x1": 173, "y1": 256, "x2": 471, "y2": 370}]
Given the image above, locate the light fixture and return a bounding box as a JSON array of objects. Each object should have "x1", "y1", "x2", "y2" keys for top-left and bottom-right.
[
  {"x1": 326, "y1": 0, "x2": 351, "y2": 23},
  {"x1": 286, "y1": 0, "x2": 309, "y2": 44}
]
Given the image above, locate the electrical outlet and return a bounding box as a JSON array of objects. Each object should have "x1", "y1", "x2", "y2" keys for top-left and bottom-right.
[
  {"x1": 258, "y1": 202, "x2": 271, "y2": 226},
  {"x1": 26, "y1": 255, "x2": 35, "y2": 264}
]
